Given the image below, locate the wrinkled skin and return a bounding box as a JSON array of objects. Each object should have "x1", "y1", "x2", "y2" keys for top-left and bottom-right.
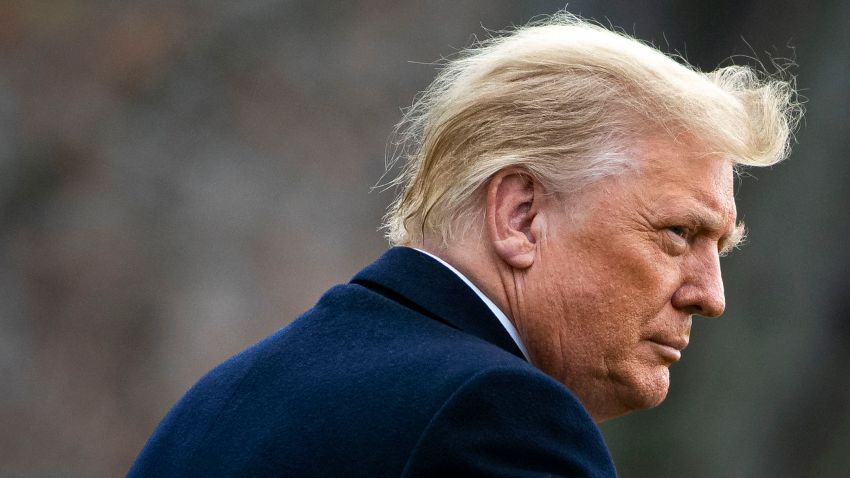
[
  {"x1": 434, "y1": 136, "x2": 742, "y2": 423},
  {"x1": 506, "y1": 138, "x2": 740, "y2": 422}
]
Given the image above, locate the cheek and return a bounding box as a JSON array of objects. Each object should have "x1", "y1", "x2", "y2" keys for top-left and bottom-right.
[
  {"x1": 524, "y1": 229, "x2": 678, "y2": 351},
  {"x1": 571, "y1": 243, "x2": 680, "y2": 346},
  {"x1": 607, "y1": 242, "x2": 680, "y2": 305}
]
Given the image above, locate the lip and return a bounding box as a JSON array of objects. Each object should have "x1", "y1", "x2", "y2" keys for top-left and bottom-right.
[{"x1": 648, "y1": 337, "x2": 688, "y2": 362}]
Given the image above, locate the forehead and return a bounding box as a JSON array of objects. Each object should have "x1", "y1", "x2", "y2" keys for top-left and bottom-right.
[{"x1": 626, "y1": 138, "x2": 737, "y2": 218}]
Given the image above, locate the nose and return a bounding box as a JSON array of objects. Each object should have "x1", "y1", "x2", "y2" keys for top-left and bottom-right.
[{"x1": 671, "y1": 245, "x2": 726, "y2": 318}]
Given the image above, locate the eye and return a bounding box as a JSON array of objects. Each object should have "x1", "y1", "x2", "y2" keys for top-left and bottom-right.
[{"x1": 667, "y1": 226, "x2": 690, "y2": 239}]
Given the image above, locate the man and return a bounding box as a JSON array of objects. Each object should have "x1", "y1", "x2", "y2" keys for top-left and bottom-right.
[{"x1": 129, "y1": 14, "x2": 799, "y2": 477}]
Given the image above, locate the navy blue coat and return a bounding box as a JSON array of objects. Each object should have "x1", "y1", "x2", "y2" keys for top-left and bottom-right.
[{"x1": 128, "y1": 247, "x2": 617, "y2": 477}]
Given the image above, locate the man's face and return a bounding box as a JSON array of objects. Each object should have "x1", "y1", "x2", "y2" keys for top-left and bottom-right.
[{"x1": 516, "y1": 137, "x2": 740, "y2": 422}]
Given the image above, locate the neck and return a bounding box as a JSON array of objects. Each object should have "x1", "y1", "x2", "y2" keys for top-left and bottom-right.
[{"x1": 419, "y1": 237, "x2": 520, "y2": 334}]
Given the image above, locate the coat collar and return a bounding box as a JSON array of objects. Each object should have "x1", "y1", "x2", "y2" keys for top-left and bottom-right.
[{"x1": 350, "y1": 247, "x2": 526, "y2": 361}]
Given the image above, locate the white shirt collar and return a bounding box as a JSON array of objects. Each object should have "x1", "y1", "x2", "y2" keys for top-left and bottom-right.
[{"x1": 413, "y1": 248, "x2": 531, "y2": 361}]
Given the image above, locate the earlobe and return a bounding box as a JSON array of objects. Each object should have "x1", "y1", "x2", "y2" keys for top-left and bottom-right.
[
  {"x1": 486, "y1": 170, "x2": 539, "y2": 270},
  {"x1": 493, "y1": 235, "x2": 535, "y2": 269}
]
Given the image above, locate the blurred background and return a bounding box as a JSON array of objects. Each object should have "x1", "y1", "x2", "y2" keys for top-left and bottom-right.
[{"x1": 1, "y1": 1, "x2": 847, "y2": 476}]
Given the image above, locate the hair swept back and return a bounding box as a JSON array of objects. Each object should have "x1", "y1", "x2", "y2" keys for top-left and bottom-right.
[{"x1": 381, "y1": 12, "x2": 802, "y2": 246}]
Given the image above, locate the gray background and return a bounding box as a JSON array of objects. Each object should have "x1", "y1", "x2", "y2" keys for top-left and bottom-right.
[{"x1": 1, "y1": 1, "x2": 848, "y2": 476}]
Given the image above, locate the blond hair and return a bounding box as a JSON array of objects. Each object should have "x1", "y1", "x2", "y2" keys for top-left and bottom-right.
[{"x1": 382, "y1": 13, "x2": 801, "y2": 246}]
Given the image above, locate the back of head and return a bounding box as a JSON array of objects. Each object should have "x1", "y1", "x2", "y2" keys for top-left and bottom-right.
[{"x1": 383, "y1": 12, "x2": 801, "y2": 246}]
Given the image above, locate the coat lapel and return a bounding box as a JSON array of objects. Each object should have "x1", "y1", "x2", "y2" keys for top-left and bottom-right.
[{"x1": 351, "y1": 247, "x2": 526, "y2": 361}]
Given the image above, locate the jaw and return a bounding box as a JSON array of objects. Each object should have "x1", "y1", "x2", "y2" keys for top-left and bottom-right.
[
  {"x1": 565, "y1": 362, "x2": 672, "y2": 423},
  {"x1": 610, "y1": 364, "x2": 671, "y2": 415}
]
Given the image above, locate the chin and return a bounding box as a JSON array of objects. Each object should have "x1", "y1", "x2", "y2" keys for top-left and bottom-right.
[
  {"x1": 622, "y1": 367, "x2": 671, "y2": 411},
  {"x1": 592, "y1": 367, "x2": 671, "y2": 422}
]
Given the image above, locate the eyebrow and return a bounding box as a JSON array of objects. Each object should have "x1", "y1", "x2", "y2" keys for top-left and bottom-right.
[
  {"x1": 719, "y1": 221, "x2": 746, "y2": 257},
  {"x1": 675, "y1": 206, "x2": 744, "y2": 256}
]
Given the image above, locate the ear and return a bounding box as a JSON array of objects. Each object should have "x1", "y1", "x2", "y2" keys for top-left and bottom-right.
[{"x1": 486, "y1": 169, "x2": 541, "y2": 270}]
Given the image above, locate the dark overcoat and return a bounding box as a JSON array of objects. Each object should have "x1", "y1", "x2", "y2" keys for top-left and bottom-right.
[{"x1": 128, "y1": 247, "x2": 616, "y2": 477}]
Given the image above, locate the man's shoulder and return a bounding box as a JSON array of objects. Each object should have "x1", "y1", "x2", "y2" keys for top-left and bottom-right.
[
  {"x1": 169, "y1": 279, "x2": 529, "y2": 407},
  {"x1": 129, "y1": 280, "x2": 548, "y2": 476},
  {"x1": 258, "y1": 280, "x2": 539, "y2": 404}
]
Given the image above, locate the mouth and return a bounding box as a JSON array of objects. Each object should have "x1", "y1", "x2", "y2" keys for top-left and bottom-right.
[{"x1": 647, "y1": 336, "x2": 689, "y2": 363}]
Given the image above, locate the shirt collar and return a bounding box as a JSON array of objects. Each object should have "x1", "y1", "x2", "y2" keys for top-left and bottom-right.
[{"x1": 413, "y1": 248, "x2": 531, "y2": 362}]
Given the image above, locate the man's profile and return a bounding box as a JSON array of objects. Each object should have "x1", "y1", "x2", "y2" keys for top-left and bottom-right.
[{"x1": 129, "y1": 13, "x2": 799, "y2": 477}]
